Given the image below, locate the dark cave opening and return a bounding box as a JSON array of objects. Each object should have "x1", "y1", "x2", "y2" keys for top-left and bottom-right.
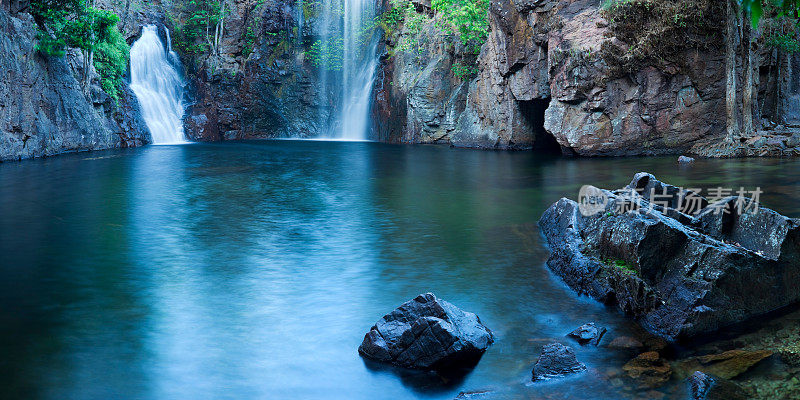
[{"x1": 519, "y1": 98, "x2": 562, "y2": 154}]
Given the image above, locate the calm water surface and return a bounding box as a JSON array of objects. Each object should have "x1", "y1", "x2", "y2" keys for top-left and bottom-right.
[{"x1": 1, "y1": 141, "x2": 799, "y2": 399}]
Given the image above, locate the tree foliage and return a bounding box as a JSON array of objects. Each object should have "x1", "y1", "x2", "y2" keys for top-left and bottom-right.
[
  {"x1": 431, "y1": 0, "x2": 490, "y2": 50},
  {"x1": 740, "y1": 0, "x2": 799, "y2": 27},
  {"x1": 171, "y1": 0, "x2": 224, "y2": 55},
  {"x1": 30, "y1": 0, "x2": 130, "y2": 102},
  {"x1": 93, "y1": 26, "x2": 130, "y2": 101}
]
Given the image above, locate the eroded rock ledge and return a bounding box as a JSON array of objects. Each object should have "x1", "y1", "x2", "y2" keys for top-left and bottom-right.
[{"x1": 539, "y1": 172, "x2": 800, "y2": 340}]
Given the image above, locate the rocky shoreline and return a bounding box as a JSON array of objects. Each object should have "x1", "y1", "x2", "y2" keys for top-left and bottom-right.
[{"x1": 358, "y1": 174, "x2": 799, "y2": 399}]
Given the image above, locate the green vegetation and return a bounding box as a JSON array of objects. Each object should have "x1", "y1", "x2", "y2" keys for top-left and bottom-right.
[
  {"x1": 431, "y1": 0, "x2": 490, "y2": 51},
  {"x1": 93, "y1": 26, "x2": 129, "y2": 102},
  {"x1": 740, "y1": 0, "x2": 799, "y2": 27},
  {"x1": 305, "y1": 37, "x2": 345, "y2": 70},
  {"x1": 451, "y1": 62, "x2": 478, "y2": 79},
  {"x1": 599, "y1": 0, "x2": 723, "y2": 77},
  {"x1": 170, "y1": 0, "x2": 224, "y2": 55},
  {"x1": 30, "y1": 0, "x2": 130, "y2": 103},
  {"x1": 604, "y1": 258, "x2": 638, "y2": 276},
  {"x1": 242, "y1": 18, "x2": 260, "y2": 59},
  {"x1": 767, "y1": 31, "x2": 800, "y2": 52},
  {"x1": 757, "y1": 0, "x2": 800, "y2": 54}
]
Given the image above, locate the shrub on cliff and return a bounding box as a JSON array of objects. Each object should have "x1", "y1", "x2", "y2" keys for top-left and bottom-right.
[
  {"x1": 599, "y1": 0, "x2": 724, "y2": 77},
  {"x1": 93, "y1": 26, "x2": 129, "y2": 102},
  {"x1": 30, "y1": 0, "x2": 129, "y2": 103},
  {"x1": 431, "y1": 0, "x2": 490, "y2": 52}
]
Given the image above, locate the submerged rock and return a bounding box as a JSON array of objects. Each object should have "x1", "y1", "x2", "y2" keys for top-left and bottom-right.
[
  {"x1": 567, "y1": 322, "x2": 607, "y2": 346},
  {"x1": 687, "y1": 371, "x2": 747, "y2": 400},
  {"x1": 539, "y1": 172, "x2": 800, "y2": 340},
  {"x1": 607, "y1": 336, "x2": 645, "y2": 351},
  {"x1": 531, "y1": 342, "x2": 587, "y2": 381},
  {"x1": 676, "y1": 349, "x2": 773, "y2": 379},
  {"x1": 678, "y1": 156, "x2": 696, "y2": 163},
  {"x1": 358, "y1": 293, "x2": 494, "y2": 370},
  {"x1": 622, "y1": 351, "x2": 672, "y2": 389}
]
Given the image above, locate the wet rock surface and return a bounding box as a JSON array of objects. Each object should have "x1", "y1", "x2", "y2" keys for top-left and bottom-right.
[
  {"x1": 539, "y1": 172, "x2": 800, "y2": 341},
  {"x1": 531, "y1": 342, "x2": 587, "y2": 380},
  {"x1": 358, "y1": 293, "x2": 494, "y2": 370},
  {"x1": 675, "y1": 350, "x2": 773, "y2": 380},
  {"x1": 567, "y1": 322, "x2": 606, "y2": 346},
  {"x1": 687, "y1": 371, "x2": 747, "y2": 400},
  {"x1": 622, "y1": 351, "x2": 672, "y2": 389}
]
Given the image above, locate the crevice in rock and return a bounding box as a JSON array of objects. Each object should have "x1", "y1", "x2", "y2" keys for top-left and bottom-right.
[{"x1": 519, "y1": 97, "x2": 560, "y2": 154}]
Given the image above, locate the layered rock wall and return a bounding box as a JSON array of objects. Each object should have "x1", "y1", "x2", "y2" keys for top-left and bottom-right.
[
  {"x1": 376, "y1": 0, "x2": 796, "y2": 155},
  {"x1": 0, "y1": 9, "x2": 150, "y2": 161}
]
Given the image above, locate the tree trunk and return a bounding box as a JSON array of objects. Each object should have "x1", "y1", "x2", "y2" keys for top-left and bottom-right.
[
  {"x1": 742, "y1": 19, "x2": 756, "y2": 136},
  {"x1": 725, "y1": 0, "x2": 741, "y2": 140},
  {"x1": 775, "y1": 50, "x2": 783, "y2": 123}
]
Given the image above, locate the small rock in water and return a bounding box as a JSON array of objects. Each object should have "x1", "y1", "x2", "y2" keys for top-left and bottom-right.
[
  {"x1": 678, "y1": 155, "x2": 695, "y2": 163},
  {"x1": 567, "y1": 322, "x2": 607, "y2": 345},
  {"x1": 531, "y1": 342, "x2": 587, "y2": 381},
  {"x1": 622, "y1": 351, "x2": 672, "y2": 389},
  {"x1": 687, "y1": 371, "x2": 747, "y2": 400},
  {"x1": 358, "y1": 293, "x2": 494, "y2": 370}
]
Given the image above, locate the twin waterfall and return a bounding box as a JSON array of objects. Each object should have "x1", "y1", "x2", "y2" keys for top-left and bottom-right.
[
  {"x1": 130, "y1": 25, "x2": 187, "y2": 145},
  {"x1": 128, "y1": 1, "x2": 379, "y2": 143},
  {"x1": 318, "y1": 0, "x2": 379, "y2": 141}
]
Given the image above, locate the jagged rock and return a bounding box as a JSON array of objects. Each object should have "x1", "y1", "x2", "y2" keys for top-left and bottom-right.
[
  {"x1": 678, "y1": 156, "x2": 696, "y2": 163},
  {"x1": 539, "y1": 172, "x2": 800, "y2": 340},
  {"x1": 567, "y1": 322, "x2": 607, "y2": 345},
  {"x1": 622, "y1": 351, "x2": 672, "y2": 389},
  {"x1": 676, "y1": 350, "x2": 773, "y2": 380},
  {"x1": 531, "y1": 342, "x2": 587, "y2": 380},
  {"x1": 358, "y1": 293, "x2": 494, "y2": 370},
  {"x1": 687, "y1": 371, "x2": 747, "y2": 400}
]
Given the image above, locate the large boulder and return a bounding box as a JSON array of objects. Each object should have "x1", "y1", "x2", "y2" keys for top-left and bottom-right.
[
  {"x1": 539, "y1": 172, "x2": 800, "y2": 341},
  {"x1": 358, "y1": 293, "x2": 494, "y2": 370}
]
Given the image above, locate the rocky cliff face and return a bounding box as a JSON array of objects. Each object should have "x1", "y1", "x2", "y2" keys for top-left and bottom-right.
[
  {"x1": 376, "y1": 0, "x2": 797, "y2": 155},
  {"x1": 174, "y1": 0, "x2": 327, "y2": 141},
  {"x1": 0, "y1": 9, "x2": 150, "y2": 162}
]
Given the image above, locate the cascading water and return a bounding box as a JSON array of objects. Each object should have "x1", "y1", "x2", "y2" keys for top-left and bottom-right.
[
  {"x1": 130, "y1": 25, "x2": 188, "y2": 144},
  {"x1": 316, "y1": 0, "x2": 379, "y2": 140}
]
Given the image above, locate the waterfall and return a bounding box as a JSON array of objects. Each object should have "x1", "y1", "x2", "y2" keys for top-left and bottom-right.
[
  {"x1": 130, "y1": 25, "x2": 188, "y2": 145},
  {"x1": 316, "y1": 0, "x2": 379, "y2": 141}
]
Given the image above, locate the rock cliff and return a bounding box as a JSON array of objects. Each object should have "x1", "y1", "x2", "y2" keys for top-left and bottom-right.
[
  {"x1": 376, "y1": 0, "x2": 800, "y2": 154},
  {"x1": 173, "y1": 0, "x2": 328, "y2": 141},
  {"x1": 0, "y1": 9, "x2": 150, "y2": 162}
]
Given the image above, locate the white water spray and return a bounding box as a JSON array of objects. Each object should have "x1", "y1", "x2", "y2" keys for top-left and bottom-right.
[
  {"x1": 130, "y1": 25, "x2": 188, "y2": 144},
  {"x1": 317, "y1": 0, "x2": 379, "y2": 141}
]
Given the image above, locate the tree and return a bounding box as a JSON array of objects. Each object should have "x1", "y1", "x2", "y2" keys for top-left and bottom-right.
[
  {"x1": 31, "y1": 0, "x2": 130, "y2": 101},
  {"x1": 724, "y1": 0, "x2": 800, "y2": 139}
]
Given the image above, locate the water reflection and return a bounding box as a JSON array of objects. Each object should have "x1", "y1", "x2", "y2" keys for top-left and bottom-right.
[{"x1": 0, "y1": 142, "x2": 798, "y2": 399}]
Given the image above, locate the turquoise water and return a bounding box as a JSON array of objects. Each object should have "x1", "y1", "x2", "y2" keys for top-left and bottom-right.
[{"x1": 1, "y1": 141, "x2": 798, "y2": 399}]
